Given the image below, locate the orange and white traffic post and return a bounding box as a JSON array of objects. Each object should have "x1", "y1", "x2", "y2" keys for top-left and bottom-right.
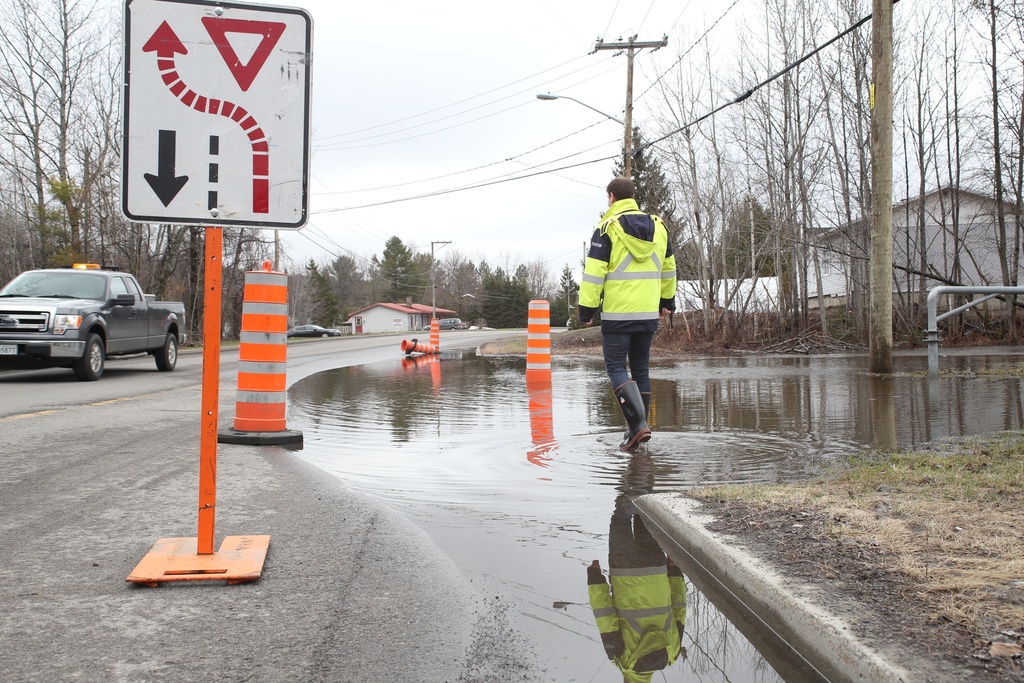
[
  {"x1": 525, "y1": 299, "x2": 552, "y2": 385},
  {"x1": 429, "y1": 317, "x2": 440, "y2": 348},
  {"x1": 219, "y1": 262, "x2": 302, "y2": 446}
]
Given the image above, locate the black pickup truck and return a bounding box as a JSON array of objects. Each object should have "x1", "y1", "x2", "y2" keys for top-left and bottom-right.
[{"x1": 0, "y1": 265, "x2": 186, "y2": 380}]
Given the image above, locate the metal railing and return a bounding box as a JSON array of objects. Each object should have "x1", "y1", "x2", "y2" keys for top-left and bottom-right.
[{"x1": 926, "y1": 285, "x2": 1024, "y2": 376}]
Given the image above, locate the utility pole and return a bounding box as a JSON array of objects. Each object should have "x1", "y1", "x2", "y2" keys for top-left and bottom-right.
[
  {"x1": 430, "y1": 240, "x2": 451, "y2": 319},
  {"x1": 593, "y1": 35, "x2": 668, "y2": 179},
  {"x1": 869, "y1": 0, "x2": 894, "y2": 373}
]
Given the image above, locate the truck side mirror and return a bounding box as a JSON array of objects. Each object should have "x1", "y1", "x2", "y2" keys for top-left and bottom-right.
[{"x1": 111, "y1": 294, "x2": 136, "y2": 306}]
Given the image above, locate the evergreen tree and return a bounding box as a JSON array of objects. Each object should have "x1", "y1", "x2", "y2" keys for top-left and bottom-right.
[
  {"x1": 374, "y1": 236, "x2": 417, "y2": 302},
  {"x1": 306, "y1": 259, "x2": 340, "y2": 326},
  {"x1": 614, "y1": 127, "x2": 678, "y2": 231},
  {"x1": 329, "y1": 254, "x2": 368, "y2": 314},
  {"x1": 551, "y1": 263, "x2": 580, "y2": 327},
  {"x1": 481, "y1": 266, "x2": 530, "y2": 328}
]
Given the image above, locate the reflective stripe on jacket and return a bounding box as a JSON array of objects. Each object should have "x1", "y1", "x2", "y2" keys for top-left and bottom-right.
[{"x1": 579, "y1": 198, "x2": 676, "y2": 333}]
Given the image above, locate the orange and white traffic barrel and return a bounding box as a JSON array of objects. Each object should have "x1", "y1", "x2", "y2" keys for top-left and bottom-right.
[
  {"x1": 219, "y1": 261, "x2": 302, "y2": 445},
  {"x1": 525, "y1": 299, "x2": 551, "y2": 385}
]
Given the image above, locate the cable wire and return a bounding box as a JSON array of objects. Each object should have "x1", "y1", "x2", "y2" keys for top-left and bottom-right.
[
  {"x1": 636, "y1": 8, "x2": 875, "y2": 154},
  {"x1": 314, "y1": 7, "x2": 882, "y2": 217}
]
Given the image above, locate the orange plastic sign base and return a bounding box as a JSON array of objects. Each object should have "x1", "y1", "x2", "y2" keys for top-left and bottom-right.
[{"x1": 126, "y1": 535, "x2": 270, "y2": 587}]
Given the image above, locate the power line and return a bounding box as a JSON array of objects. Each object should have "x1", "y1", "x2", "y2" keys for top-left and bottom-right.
[
  {"x1": 314, "y1": 54, "x2": 619, "y2": 148},
  {"x1": 634, "y1": 0, "x2": 743, "y2": 105},
  {"x1": 637, "y1": 7, "x2": 876, "y2": 154},
  {"x1": 315, "y1": 54, "x2": 591, "y2": 141},
  {"x1": 313, "y1": 8, "x2": 883, "y2": 219},
  {"x1": 314, "y1": 156, "x2": 618, "y2": 214},
  {"x1": 312, "y1": 119, "x2": 610, "y2": 197}
]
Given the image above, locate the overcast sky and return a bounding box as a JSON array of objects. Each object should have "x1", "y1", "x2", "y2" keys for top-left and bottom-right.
[{"x1": 273, "y1": 0, "x2": 742, "y2": 278}]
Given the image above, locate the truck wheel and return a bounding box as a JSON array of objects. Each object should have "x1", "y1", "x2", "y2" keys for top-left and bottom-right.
[
  {"x1": 72, "y1": 333, "x2": 104, "y2": 381},
  {"x1": 155, "y1": 332, "x2": 178, "y2": 371}
]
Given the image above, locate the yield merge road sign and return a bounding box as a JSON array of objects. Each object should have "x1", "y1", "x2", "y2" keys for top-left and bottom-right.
[{"x1": 123, "y1": 0, "x2": 311, "y2": 228}]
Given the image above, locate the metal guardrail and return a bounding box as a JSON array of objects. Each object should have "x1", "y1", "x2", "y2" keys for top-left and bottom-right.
[{"x1": 926, "y1": 286, "x2": 1024, "y2": 376}]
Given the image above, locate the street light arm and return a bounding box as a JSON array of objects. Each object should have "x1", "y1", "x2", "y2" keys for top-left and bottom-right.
[{"x1": 535, "y1": 93, "x2": 625, "y2": 126}]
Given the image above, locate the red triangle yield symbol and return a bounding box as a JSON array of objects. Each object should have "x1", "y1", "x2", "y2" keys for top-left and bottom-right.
[{"x1": 201, "y1": 17, "x2": 286, "y2": 92}]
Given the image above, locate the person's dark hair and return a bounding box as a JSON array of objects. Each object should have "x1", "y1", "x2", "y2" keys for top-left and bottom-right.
[{"x1": 606, "y1": 176, "x2": 635, "y2": 201}]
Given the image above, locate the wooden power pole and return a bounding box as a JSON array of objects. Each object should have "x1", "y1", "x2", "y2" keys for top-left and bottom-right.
[
  {"x1": 869, "y1": 0, "x2": 894, "y2": 374},
  {"x1": 593, "y1": 35, "x2": 668, "y2": 179}
]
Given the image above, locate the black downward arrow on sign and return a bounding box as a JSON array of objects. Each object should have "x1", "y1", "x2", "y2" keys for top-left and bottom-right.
[{"x1": 144, "y1": 130, "x2": 189, "y2": 207}]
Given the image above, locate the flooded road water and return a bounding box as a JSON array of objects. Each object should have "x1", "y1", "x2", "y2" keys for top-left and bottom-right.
[{"x1": 287, "y1": 347, "x2": 1024, "y2": 682}]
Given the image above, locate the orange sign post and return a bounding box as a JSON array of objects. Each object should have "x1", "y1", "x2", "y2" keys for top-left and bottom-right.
[{"x1": 127, "y1": 227, "x2": 270, "y2": 586}]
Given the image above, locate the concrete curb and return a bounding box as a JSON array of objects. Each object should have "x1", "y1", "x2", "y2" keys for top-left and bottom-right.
[{"x1": 636, "y1": 493, "x2": 913, "y2": 683}]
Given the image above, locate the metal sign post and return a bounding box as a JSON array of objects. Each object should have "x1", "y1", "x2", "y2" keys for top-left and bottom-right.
[{"x1": 125, "y1": 0, "x2": 311, "y2": 586}]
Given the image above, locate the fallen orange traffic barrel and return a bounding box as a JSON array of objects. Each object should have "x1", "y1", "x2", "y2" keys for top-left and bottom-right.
[
  {"x1": 526, "y1": 299, "x2": 551, "y2": 385},
  {"x1": 219, "y1": 262, "x2": 302, "y2": 446},
  {"x1": 401, "y1": 338, "x2": 439, "y2": 355}
]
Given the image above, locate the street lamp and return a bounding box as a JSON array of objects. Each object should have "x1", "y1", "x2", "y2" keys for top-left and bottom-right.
[
  {"x1": 535, "y1": 93, "x2": 625, "y2": 125},
  {"x1": 536, "y1": 92, "x2": 629, "y2": 175}
]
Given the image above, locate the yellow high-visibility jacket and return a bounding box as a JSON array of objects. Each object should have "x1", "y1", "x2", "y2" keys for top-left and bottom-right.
[
  {"x1": 578, "y1": 198, "x2": 676, "y2": 332},
  {"x1": 588, "y1": 563, "x2": 687, "y2": 682}
]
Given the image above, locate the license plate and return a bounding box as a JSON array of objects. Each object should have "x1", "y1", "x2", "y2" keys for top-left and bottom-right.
[{"x1": 0, "y1": 344, "x2": 16, "y2": 355}]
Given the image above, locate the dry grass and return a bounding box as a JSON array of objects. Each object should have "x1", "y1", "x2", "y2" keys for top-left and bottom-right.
[{"x1": 694, "y1": 434, "x2": 1024, "y2": 634}]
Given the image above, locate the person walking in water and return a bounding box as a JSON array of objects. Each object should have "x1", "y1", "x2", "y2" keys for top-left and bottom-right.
[{"x1": 578, "y1": 176, "x2": 677, "y2": 451}]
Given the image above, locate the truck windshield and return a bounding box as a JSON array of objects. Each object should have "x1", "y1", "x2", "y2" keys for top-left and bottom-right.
[{"x1": 0, "y1": 272, "x2": 107, "y2": 300}]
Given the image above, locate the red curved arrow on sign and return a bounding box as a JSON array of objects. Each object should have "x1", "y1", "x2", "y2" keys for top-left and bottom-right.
[{"x1": 142, "y1": 21, "x2": 271, "y2": 214}]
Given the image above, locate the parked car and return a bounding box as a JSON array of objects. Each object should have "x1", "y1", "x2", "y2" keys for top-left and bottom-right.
[
  {"x1": 438, "y1": 317, "x2": 467, "y2": 330},
  {"x1": 287, "y1": 324, "x2": 341, "y2": 338}
]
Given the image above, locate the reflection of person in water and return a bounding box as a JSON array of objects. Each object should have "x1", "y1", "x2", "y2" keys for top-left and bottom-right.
[{"x1": 587, "y1": 453, "x2": 686, "y2": 682}]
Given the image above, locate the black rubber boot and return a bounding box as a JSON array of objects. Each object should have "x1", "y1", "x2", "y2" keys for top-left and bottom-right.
[
  {"x1": 614, "y1": 380, "x2": 651, "y2": 451},
  {"x1": 641, "y1": 392, "x2": 651, "y2": 422}
]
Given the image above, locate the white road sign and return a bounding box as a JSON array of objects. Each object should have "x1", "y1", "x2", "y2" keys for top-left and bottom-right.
[{"x1": 122, "y1": 0, "x2": 311, "y2": 228}]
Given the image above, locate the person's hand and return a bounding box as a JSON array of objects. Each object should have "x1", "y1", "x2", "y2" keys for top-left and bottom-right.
[
  {"x1": 587, "y1": 559, "x2": 606, "y2": 584},
  {"x1": 583, "y1": 319, "x2": 593, "y2": 327}
]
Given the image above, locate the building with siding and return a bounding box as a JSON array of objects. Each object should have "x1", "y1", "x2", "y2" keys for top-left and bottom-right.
[{"x1": 344, "y1": 303, "x2": 458, "y2": 334}]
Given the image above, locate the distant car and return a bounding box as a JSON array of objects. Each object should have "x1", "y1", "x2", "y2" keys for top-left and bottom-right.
[
  {"x1": 287, "y1": 324, "x2": 341, "y2": 338},
  {"x1": 438, "y1": 317, "x2": 467, "y2": 330}
]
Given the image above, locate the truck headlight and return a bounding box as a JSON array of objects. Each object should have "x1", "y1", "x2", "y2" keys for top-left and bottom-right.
[{"x1": 53, "y1": 314, "x2": 82, "y2": 334}]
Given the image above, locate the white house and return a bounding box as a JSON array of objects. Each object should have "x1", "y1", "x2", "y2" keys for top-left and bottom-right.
[
  {"x1": 344, "y1": 303, "x2": 458, "y2": 334},
  {"x1": 809, "y1": 188, "x2": 1020, "y2": 307}
]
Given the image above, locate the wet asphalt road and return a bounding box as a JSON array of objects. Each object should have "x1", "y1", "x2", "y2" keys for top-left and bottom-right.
[{"x1": 0, "y1": 330, "x2": 547, "y2": 682}]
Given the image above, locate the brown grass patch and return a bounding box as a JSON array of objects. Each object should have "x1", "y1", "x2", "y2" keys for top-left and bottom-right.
[{"x1": 693, "y1": 435, "x2": 1024, "y2": 635}]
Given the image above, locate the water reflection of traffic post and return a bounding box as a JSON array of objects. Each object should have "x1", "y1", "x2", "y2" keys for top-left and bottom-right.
[
  {"x1": 587, "y1": 452, "x2": 687, "y2": 682},
  {"x1": 526, "y1": 299, "x2": 558, "y2": 468},
  {"x1": 400, "y1": 352, "x2": 441, "y2": 393},
  {"x1": 526, "y1": 382, "x2": 556, "y2": 468}
]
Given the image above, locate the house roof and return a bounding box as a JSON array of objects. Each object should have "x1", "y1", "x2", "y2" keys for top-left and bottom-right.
[
  {"x1": 406, "y1": 303, "x2": 457, "y2": 315},
  {"x1": 344, "y1": 302, "x2": 457, "y2": 321}
]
